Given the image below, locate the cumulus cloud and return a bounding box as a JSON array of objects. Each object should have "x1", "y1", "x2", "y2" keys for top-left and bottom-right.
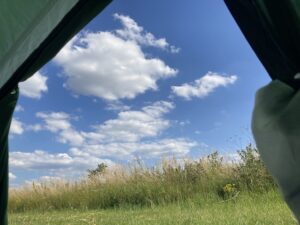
[
  {"x1": 114, "y1": 13, "x2": 180, "y2": 52},
  {"x1": 10, "y1": 118, "x2": 24, "y2": 135},
  {"x1": 19, "y1": 72, "x2": 48, "y2": 99},
  {"x1": 172, "y1": 72, "x2": 237, "y2": 100},
  {"x1": 9, "y1": 172, "x2": 17, "y2": 180},
  {"x1": 36, "y1": 112, "x2": 72, "y2": 132},
  {"x1": 10, "y1": 150, "x2": 112, "y2": 170},
  {"x1": 105, "y1": 101, "x2": 131, "y2": 112},
  {"x1": 26, "y1": 124, "x2": 43, "y2": 132},
  {"x1": 83, "y1": 101, "x2": 174, "y2": 143},
  {"x1": 21, "y1": 101, "x2": 196, "y2": 160},
  {"x1": 72, "y1": 138, "x2": 197, "y2": 159},
  {"x1": 54, "y1": 14, "x2": 178, "y2": 101},
  {"x1": 36, "y1": 112, "x2": 84, "y2": 146},
  {"x1": 15, "y1": 105, "x2": 24, "y2": 112},
  {"x1": 10, "y1": 150, "x2": 113, "y2": 180},
  {"x1": 10, "y1": 102, "x2": 197, "y2": 181}
]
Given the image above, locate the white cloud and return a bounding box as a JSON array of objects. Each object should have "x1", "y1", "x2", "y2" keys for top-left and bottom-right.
[
  {"x1": 11, "y1": 118, "x2": 43, "y2": 136},
  {"x1": 38, "y1": 176, "x2": 65, "y2": 183},
  {"x1": 54, "y1": 14, "x2": 178, "y2": 101},
  {"x1": 114, "y1": 13, "x2": 180, "y2": 52},
  {"x1": 172, "y1": 72, "x2": 237, "y2": 100},
  {"x1": 9, "y1": 172, "x2": 17, "y2": 180},
  {"x1": 11, "y1": 102, "x2": 198, "y2": 181},
  {"x1": 36, "y1": 112, "x2": 72, "y2": 132},
  {"x1": 73, "y1": 138, "x2": 197, "y2": 159},
  {"x1": 26, "y1": 101, "x2": 196, "y2": 160},
  {"x1": 83, "y1": 101, "x2": 174, "y2": 143},
  {"x1": 58, "y1": 129, "x2": 85, "y2": 146},
  {"x1": 10, "y1": 150, "x2": 113, "y2": 179},
  {"x1": 178, "y1": 120, "x2": 190, "y2": 126},
  {"x1": 19, "y1": 72, "x2": 48, "y2": 99},
  {"x1": 10, "y1": 118, "x2": 24, "y2": 135},
  {"x1": 221, "y1": 152, "x2": 242, "y2": 164},
  {"x1": 105, "y1": 101, "x2": 131, "y2": 112},
  {"x1": 36, "y1": 112, "x2": 84, "y2": 146},
  {"x1": 26, "y1": 124, "x2": 43, "y2": 132},
  {"x1": 15, "y1": 105, "x2": 24, "y2": 112}
]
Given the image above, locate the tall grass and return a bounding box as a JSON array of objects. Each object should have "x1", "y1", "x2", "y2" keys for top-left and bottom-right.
[{"x1": 8, "y1": 144, "x2": 277, "y2": 213}]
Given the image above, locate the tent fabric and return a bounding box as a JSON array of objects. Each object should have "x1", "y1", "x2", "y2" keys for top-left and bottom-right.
[
  {"x1": 224, "y1": 0, "x2": 300, "y2": 89},
  {"x1": 252, "y1": 80, "x2": 300, "y2": 222},
  {"x1": 0, "y1": 0, "x2": 112, "y2": 100},
  {"x1": 225, "y1": 0, "x2": 300, "y2": 220},
  {"x1": 0, "y1": 0, "x2": 112, "y2": 223},
  {"x1": 0, "y1": 88, "x2": 18, "y2": 225}
]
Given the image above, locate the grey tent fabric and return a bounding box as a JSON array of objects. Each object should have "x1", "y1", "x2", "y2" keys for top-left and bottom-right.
[
  {"x1": 0, "y1": 88, "x2": 18, "y2": 225},
  {"x1": 252, "y1": 80, "x2": 300, "y2": 222}
]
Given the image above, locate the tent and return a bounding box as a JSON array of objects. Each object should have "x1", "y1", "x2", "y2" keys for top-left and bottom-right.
[
  {"x1": 225, "y1": 0, "x2": 300, "y2": 89},
  {"x1": 1, "y1": 0, "x2": 300, "y2": 223},
  {"x1": 225, "y1": 0, "x2": 300, "y2": 221},
  {"x1": 0, "y1": 1, "x2": 111, "y2": 223}
]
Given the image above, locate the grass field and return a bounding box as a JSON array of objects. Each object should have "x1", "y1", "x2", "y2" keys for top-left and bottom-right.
[
  {"x1": 8, "y1": 146, "x2": 297, "y2": 224},
  {"x1": 9, "y1": 191, "x2": 297, "y2": 225}
]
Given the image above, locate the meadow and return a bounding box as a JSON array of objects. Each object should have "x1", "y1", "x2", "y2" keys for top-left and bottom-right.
[{"x1": 8, "y1": 145, "x2": 297, "y2": 224}]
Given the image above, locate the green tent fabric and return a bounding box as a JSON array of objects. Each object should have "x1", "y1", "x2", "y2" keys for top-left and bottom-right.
[
  {"x1": 0, "y1": 0, "x2": 112, "y2": 99},
  {"x1": 0, "y1": 1, "x2": 111, "y2": 223},
  {"x1": 225, "y1": 0, "x2": 300, "y2": 222},
  {"x1": 225, "y1": 0, "x2": 300, "y2": 89},
  {"x1": 0, "y1": 88, "x2": 18, "y2": 225},
  {"x1": 252, "y1": 80, "x2": 300, "y2": 221}
]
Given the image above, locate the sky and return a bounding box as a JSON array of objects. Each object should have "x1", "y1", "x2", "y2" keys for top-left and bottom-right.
[{"x1": 9, "y1": 0, "x2": 271, "y2": 186}]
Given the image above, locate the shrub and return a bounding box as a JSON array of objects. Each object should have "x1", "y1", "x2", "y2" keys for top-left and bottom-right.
[{"x1": 233, "y1": 144, "x2": 276, "y2": 191}]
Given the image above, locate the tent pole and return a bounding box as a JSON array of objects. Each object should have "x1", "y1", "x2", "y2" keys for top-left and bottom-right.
[{"x1": 0, "y1": 87, "x2": 18, "y2": 225}]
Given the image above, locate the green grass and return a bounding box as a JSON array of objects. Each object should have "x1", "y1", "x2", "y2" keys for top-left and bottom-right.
[
  {"x1": 9, "y1": 191, "x2": 297, "y2": 225},
  {"x1": 9, "y1": 145, "x2": 296, "y2": 224}
]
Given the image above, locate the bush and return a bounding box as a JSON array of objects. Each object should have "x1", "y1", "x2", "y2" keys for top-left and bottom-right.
[
  {"x1": 87, "y1": 163, "x2": 108, "y2": 178},
  {"x1": 233, "y1": 144, "x2": 276, "y2": 191}
]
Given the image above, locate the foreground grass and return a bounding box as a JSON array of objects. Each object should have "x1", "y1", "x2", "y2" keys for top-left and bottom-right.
[
  {"x1": 9, "y1": 191, "x2": 297, "y2": 225},
  {"x1": 9, "y1": 146, "x2": 294, "y2": 224}
]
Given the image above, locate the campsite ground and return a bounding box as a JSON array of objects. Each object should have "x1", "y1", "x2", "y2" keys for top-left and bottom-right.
[{"x1": 9, "y1": 191, "x2": 297, "y2": 225}]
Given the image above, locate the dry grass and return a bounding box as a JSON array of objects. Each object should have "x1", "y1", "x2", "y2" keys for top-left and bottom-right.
[{"x1": 9, "y1": 144, "x2": 277, "y2": 213}]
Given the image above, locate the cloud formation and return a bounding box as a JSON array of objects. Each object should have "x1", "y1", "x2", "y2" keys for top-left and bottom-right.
[
  {"x1": 10, "y1": 150, "x2": 112, "y2": 171},
  {"x1": 83, "y1": 101, "x2": 174, "y2": 143},
  {"x1": 9, "y1": 172, "x2": 16, "y2": 180},
  {"x1": 10, "y1": 118, "x2": 24, "y2": 135},
  {"x1": 12, "y1": 101, "x2": 184, "y2": 155},
  {"x1": 36, "y1": 112, "x2": 84, "y2": 146},
  {"x1": 54, "y1": 14, "x2": 178, "y2": 101},
  {"x1": 19, "y1": 72, "x2": 48, "y2": 99},
  {"x1": 10, "y1": 101, "x2": 196, "y2": 177},
  {"x1": 114, "y1": 13, "x2": 180, "y2": 53},
  {"x1": 172, "y1": 72, "x2": 237, "y2": 100}
]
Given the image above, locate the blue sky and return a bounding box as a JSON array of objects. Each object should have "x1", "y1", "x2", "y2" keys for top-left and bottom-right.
[{"x1": 9, "y1": 0, "x2": 270, "y2": 186}]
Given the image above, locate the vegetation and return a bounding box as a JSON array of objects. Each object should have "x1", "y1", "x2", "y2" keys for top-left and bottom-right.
[
  {"x1": 87, "y1": 162, "x2": 108, "y2": 179},
  {"x1": 9, "y1": 191, "x2": 297, "y2": 224},
  {"x1": 9, "y1": 144, "x2": 278, "y2": 213}
]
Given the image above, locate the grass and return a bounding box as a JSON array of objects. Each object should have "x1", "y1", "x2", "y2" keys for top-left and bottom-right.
[
  {"x1": 8, "y1": 144, "x2": 297, "y2": 224},
  {"x1": 9, "y1": 191, "x2": 297, "y2": 225}
]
